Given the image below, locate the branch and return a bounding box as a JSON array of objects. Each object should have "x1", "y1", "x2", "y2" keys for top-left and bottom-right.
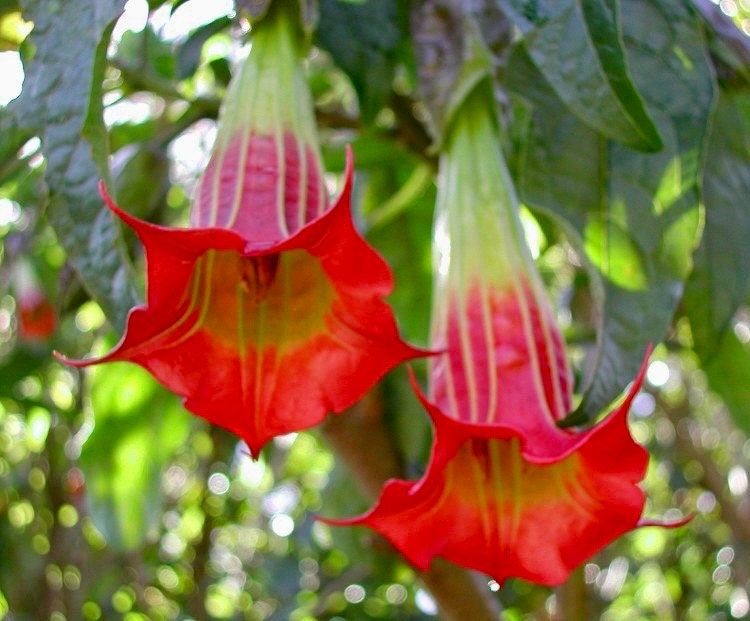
[
  {"x1": 322, "y1": 387, "x2": 502, "y2": 621},
  {"x1": 554, "y1": 567, "x2": 587, "y2": 620}
]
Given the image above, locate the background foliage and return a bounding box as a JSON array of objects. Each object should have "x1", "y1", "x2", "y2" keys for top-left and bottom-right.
[{"x1": 1, "y1": 0, "x2": 750, "y2": 619}]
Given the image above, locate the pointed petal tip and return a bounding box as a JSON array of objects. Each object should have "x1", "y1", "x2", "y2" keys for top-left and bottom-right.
[
  {"x1": 53, "y1": 349, "x2": 104, "y2": 368},
  {"x1": 245, "y1": 447, "x2": 262, "y2": 460},
  {"x1": 401, "y1": 344, "x2": 439, "y2": 366},
  {"x1": 314, "y1": 513, "x2": 366, "y2": 527},
  {"x1": 242, "y1": 438, "x2": 267, "y2": 460},
  {"x1": 98, "y1": 179, "x2": 153, "y2": 233},
  {"x1": 638, "y1": 512, "x2": 693, "y2": 529},
  {"x1": 98, "y1": 181, "x2": 126, "y2": 219},
  {"x1": 332, "y1": 144, "x2": 355, "y2": 207}
]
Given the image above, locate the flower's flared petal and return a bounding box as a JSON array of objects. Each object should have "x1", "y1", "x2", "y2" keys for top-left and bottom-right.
[
  {"x1": 324, "y1": 359, "x2": 650, "y2": 586},
  {"x1": 57, "y1": 149, "x2": 423, "y2": 455}
]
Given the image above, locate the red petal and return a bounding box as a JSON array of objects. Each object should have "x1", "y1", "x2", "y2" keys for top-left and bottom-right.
[
  {"x1": 324, "y1": 359, "x2": 651, "y2": 586},
  {"x1": 58, "y1": 149, "x2": 423, "y2": 455},
  {"x1": 19, "y1": 293, "x2": 57, "y2": 341},
  {"x1": 432, "y1": 280, "x2": 573, "y2": 431},
  {"x1": 191, "y1": 133, "x2": 329, "y2": 244}
]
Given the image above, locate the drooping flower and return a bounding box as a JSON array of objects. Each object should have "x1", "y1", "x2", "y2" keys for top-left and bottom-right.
[
  {"x1": 13, "y1": 259, "x2": 57, "y2": 342},
  {"x1": 326, "y1": 85, "x2": 674, "y2": 586},
  {"x1": 57, "y1": 3, "x2": 421, "y2": 455}
]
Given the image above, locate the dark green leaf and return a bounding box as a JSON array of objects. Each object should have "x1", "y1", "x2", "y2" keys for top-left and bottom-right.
[
  {"x1": 500, "y1": 0, "x2": 663, "y2": 151},
  {"x1": 685, "y1": 90, "x2": 750, "y2": 360},
  {"x1": 0, "y1": 345, "x2": 49, "y2": 395},
  {"x1": 14, "y1": 0, "x2": 139, "y2": 330},
  {"x1": 208, "y1": 57, "x2": 232, "y2": 86},
  {"x1": 0, "y1": 107, "x2": 31, "y2": 172},
  {"x1": 112, "y1": 145, "x2": 170, "y2": 221},
  {"x1": 109, "y1": 119, "x2": 158, "y2": 152},
  {"x1": 316, "y1": 0, "x2": 405, "y2": 120},
  {"x1": 175, "y1": 16, "x2": 232, "y2": 80},
  {"x1": 81, "y1": 362, "x2": 192, "y2": 551},
  {"x1": 0, "y1": 0, "x2": 19, "y2": 13},
  {"x1": 116, "y1": 25, "x2": 176, "y2": 81},
  {"x1": 509, "y1": 0, "x2": 715, "y2": 423}
]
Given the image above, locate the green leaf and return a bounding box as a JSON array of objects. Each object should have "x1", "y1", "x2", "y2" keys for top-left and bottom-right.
[
  {"x1": 13, "y1": 0, "x2": 138, "y2": 330},
  {"x1": 175, "y1": 15, "x2": 232, "y2": 80},
  {"x1": 685, "y1": 90, "x2": 750, "y2": 360},
  {"x1": 315, "y1": 0, "x2": 405, "y2": 120},
  {"x1": 509, "y1": 0, "x2": 715, "y2": 422},
  {"x1": 500, "y1": 0, "x2": 662, "y2": 151},
  {"x1": 0, "y1": 345, "x2": 49, "y2": 395},
  {"x1": 112, "y1": 145, "x2": 170, "y2": 221},
  {"x1": 82, "y1": 361, "x2": 192, "y2": 551},
  {"x1": 702, "y1": 329, "x2": 750, "y2": 436},
  {"x1": 116, "y1": 25, "x2": 176, "y2": 81},
  {"x1": 0, "y1": 107, "x2": 31, "y2": 171}
]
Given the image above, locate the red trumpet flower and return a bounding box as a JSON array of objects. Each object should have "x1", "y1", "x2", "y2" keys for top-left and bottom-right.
[
  {"x1": 325, "y1": 87, "x2": 681, "y2": 585},
  {"x1": 57, "y1": 4, "x2": 420, "y2": 455}
]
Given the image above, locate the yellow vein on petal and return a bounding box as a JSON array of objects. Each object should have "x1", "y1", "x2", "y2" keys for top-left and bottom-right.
[
  {"x1": 468, "y1": 444, "x2": 493, "y2": 546},
  {"x1": 119, "y1": 255, "x2": 206, "y2": 358},
  {"x1": 237, "y1": 280, "x2": 250, "y2": 432},
  {"x1": 422, "y1": 458, "x2": 457, "y2": 522},
  {"x1": 192, "y1": 174, "x2": 207, "y2": 227},
  {"x1": 226, "y1": 55, "x2": 265, "y2": 230},
  {"x1": 570, "y1": 463, "x2": 606, "y2": 517},
  {"x1": 554, "y1": 461, "x2": 598, "y2": 521},
  {"x1": 296, "y1": 134, "x2": 307, "y2": 230},
  {"x1": 530, "y1": 280, "x2": 569, "y2": 419},
  {"x1": 274, "y1": 72, "x2": 289, "y2": 239},
  {"x1": 510, "y1": 271, "x2": 558, "y2": 426},
  {"x1": 225, "y1": 107, "x2": 253, "y2": 230},
  {"x1": 160, "y1": 250, "x2": 216, "y2": 350},
  {"x1": 478, "y1": 274, "x2": 498, "y2": 425},
  {"x1": 325, "y1": 305, "x2": 361, "y2": 354},
  {"x1": 448, "y1": 157, "x2": 480, "y2": 424},
  {"x1": 317, "y1": 155, "x2": 326, "y2": 217},
  {"x1": 488, "y1": 441, "x2": 507, "y2": 557},
  {"x1": 456, "y1": 287, "x2": 480, "y2": 424},
  {"x1": 254, "y1": 257, "x2": 287, "y2": 415},
  {"x1": 253, "y1": 281, "x2": 268, "y2": 433},
  {"x1": 209, "y1": 141, "x2": 229, "y2": 228},
  {"x1": 442, "y1": 350, "x2": 462, "y2": 421},
  {"x1": 509, "y1": 438, "x2": 523, "y2": 550}
]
